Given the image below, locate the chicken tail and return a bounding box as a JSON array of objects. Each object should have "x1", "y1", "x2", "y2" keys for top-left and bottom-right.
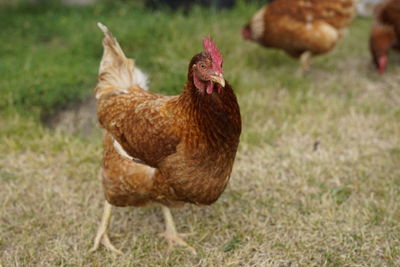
[{"x1": 95, "y1": 22, "x2": 148, "y2": 100}]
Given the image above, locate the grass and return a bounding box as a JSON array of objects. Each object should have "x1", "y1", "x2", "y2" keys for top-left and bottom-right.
[{"x1": 1, "y1": 1, "x2": 400, "y2": 266}]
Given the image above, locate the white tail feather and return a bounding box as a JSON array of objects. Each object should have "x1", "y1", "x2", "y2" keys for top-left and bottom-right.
[{"x1": 95, "y1": 22, "x2": 149, "y2": 99}]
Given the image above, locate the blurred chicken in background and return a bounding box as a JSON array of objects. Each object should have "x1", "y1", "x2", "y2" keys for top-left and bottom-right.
[
  {"x1": 357, "y1": 0, "x2": 384, "y2": 17},
  {"x1": 370, "y1": 0, "x2": 400, "y2": 74},
  {"x1": 242, "y1": 0, "x2": 358, "y2": 73}
]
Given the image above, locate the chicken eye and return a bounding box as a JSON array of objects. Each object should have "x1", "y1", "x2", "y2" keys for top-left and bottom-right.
[{"x1": 199, "y1": 63, "x2": 205, "y2": 69}]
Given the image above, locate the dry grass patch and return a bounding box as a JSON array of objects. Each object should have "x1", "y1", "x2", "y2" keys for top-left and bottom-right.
[
  {"x1": 1, "y1": 63, "x2": 400, "y2": 265},
  {"x1": 1, "y1": 4, "x2": 400, "y2": 266}
]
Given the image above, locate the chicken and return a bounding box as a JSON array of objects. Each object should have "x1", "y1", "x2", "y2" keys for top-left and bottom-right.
[
  {"x1": 370, "y1": 0, "x2": 400, "y2": 74},
  {"x1": 90, "y1": 23, "x2": 241, "y2": 254},
  {"x1": 242, "y1": 0, "x2": 358, "y2": 72}
]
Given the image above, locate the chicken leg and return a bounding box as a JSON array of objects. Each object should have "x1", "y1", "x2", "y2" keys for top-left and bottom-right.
[
  {"x1": 298, "y1": 51, "x2": 312, "y2": 75},
  {"x1": 159, "y1": 205, "x2": 196, "y2": 255},
  {"x1": 89, "y1": 200, "x2": 122, "y2": 254}
]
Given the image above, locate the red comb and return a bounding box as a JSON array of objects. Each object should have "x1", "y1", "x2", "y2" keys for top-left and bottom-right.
[{"x1": 202, "y1": 37, "x2": 223, "y2": 73}]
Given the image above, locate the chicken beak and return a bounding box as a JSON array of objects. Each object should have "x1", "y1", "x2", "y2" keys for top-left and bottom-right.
[{"x1": 210, "y1": 72, "x2": 225, "y2": 88}]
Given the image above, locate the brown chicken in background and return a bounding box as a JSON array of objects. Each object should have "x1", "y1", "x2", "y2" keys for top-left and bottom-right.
[
  {"x1": 370, "y1": 0, "x2": 400, "y2": 74},
  {"x1": 242, "y1": 0, "x2": 358, "y2": 72},
  {"x1": 90, "y1": 23, "x2": 241, "y2": 254}
]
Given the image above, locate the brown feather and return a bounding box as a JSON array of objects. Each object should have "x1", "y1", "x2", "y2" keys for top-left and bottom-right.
[
  {"x1": 244, "y1": 0, "x2": 357, "y2": 57},
  {"x1": 370, "y1": 0, "x2": 400, "y2": 71},
  {"x1": 375, "y1": 0, "x2": 400, "y2": 39}
]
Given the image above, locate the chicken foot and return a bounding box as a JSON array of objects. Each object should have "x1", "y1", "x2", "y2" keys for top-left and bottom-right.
[
  {"x1": 159, "y1": 205, "x2": 196, "y2": 255},
  {"x1": 90, "y1": 202, "x2": 195, "y2": 255},
  {"x1": 89, "y1": 200, "x2": 122, "y2": 254}
]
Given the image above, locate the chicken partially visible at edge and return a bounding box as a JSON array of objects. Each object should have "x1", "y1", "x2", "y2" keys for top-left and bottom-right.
[
  {"x1": 90, "y1": 23, "x2": 241, "y2": 254},
  {"x1": 370, "y1": 0, "x2": 400, "y2": 74},
  {"x1": 242, "y1": 0, "x2": 358, "y2": 73}
]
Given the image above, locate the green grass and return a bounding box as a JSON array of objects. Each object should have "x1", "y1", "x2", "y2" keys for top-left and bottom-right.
[
  {"x1": 1, "y1": 1, "x2": 400, "y2": 266},
  {"x1": 0, "y1": 1, "x2": 260, "y2": 118}
]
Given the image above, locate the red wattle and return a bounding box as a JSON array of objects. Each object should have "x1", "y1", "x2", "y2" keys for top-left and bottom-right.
[
  {"x1": 378, "y1": 56, "x2": 388, "y2": 74},
  {"x1": 206, "y1": 82, "x2": 214, "y2": 94}
]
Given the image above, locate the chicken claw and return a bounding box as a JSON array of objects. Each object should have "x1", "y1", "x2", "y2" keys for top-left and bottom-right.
[
  {"x1": 160, "y1": 205, "x2": 197, "y2": 255},
  {"x1": 90, "y1": 201, "x2": 122, "y2": 254}
]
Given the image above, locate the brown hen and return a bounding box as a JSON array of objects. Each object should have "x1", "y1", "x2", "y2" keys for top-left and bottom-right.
[
  {"x1": 90, "y1": 23, "x2": 241, "y2": 254},
  {"x1": 370, "y1": 0, "x2": 400, "y2": 74},
  {"x1": 242, "y1": 0, "x2": 358, "y2": 72}
]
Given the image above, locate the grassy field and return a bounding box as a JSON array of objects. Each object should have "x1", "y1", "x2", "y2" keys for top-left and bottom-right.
[{"x1": 1, "y1": 1, "x2": 400, "y2": 266}]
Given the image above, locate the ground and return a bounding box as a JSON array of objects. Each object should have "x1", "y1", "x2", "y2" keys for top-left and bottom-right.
[{"x1": 1, "y1": 1, "x2": 400, "y2": 266}]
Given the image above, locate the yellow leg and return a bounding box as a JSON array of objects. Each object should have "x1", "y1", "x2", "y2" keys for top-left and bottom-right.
[
  {"x1": 159, "y1": 205, "x2": 196, "y2": 255},
  {"x1": 298, "y1": 51, "x2": 312, "y2": 75},
  {"x1": 89, "y1": 201, "x2": 122, "y2": 254}
]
